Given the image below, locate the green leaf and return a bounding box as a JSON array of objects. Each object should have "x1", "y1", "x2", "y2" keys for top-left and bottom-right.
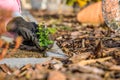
[
  {"x1": 66, "y1": 0, "x2": 77, "y2": 6},
  {"x1": 37, "y1": 23, "x2": 55, "y2": 47},
  {"x1": 48, "y1": 28, "x2": 57, "y2": 34}
]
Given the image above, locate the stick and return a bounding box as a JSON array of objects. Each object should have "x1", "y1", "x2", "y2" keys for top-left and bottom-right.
[{"x1": 77, "y1": 57, "x2": 112, "y2": 66}]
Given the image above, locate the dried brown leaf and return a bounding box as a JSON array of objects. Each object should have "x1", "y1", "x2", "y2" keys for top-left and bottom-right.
[{"x1": 77, "y1": 57, "x2": 112, "y2": 66}]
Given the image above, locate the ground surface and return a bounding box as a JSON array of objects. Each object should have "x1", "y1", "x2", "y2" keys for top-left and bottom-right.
[{"x1": 0, "y1": 10, "x2": 120, "y2": 80}]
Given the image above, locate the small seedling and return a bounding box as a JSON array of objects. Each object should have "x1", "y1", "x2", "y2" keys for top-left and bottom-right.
[{"x1": 37, "y1": 23, "x2": 56, "y2": 47}]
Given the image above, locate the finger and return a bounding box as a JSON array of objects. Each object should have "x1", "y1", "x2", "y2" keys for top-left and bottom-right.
[
  {"x1": 9, "y1": 36, "x2": 22, "y2": 55},
  {"x1": 0, "y1": 39, "x2": 4, "y2": 47},
  {"x1": 14, "y1": 36, "x2": 23, "y2": 50},
  {"x1": 0, "y1": 42, "x2": 9, "y2": 60}
]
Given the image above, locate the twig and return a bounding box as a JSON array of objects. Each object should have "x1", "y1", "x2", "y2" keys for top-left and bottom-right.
[{"x1": 77, "y1": 57, "x2": 112, "y2": 66}]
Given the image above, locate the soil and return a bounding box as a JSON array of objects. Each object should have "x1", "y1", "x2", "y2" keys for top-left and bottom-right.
[{"x1": 0, "y1": 10, "x2": 120, "y2": 80}]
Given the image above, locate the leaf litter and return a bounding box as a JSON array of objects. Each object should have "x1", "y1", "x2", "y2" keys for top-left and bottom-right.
[{"x1": 0, "y1": 10, "x2": 120, "y2": 80}]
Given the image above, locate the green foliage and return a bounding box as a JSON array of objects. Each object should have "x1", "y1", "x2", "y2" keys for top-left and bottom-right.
[
  {"x1": 48, "y1": 27, "x2": 57, "y2": 34},
  {"x1": 66, "y1": 0, "x2": 77, "y2": 6},
  {"x1": 37, "y1": 23, "x2": 56, "y2": 47}
]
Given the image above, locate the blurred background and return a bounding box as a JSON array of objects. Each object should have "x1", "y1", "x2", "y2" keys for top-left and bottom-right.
[
  {"x1": 21, "y1": 0, "x2": 101, "y2": 13},
  {"x1": 21, "y1": 0, "x2": 104, "y2": 26}
]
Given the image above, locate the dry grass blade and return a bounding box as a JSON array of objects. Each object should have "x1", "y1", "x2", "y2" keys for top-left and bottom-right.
[
  {"x1": 0, "y1": 64, "x2": 12, "y2": 75},
  {"x1": 77, "y1": 57, "x2": 112, "y2": 66},
  {"x1": 109, "y1": 65, "x2": 120, "y2": 71},
  {"x1": 70, "y1": 52, "x2": 91, "y2": 63},
  {"x1": 20, "y1": 64, "x2": 32, "y2": 71}
]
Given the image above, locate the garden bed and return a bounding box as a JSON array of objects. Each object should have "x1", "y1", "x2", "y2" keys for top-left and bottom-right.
[{"x1": 0, "y1": 10, "x2": 120, "y2": 80}]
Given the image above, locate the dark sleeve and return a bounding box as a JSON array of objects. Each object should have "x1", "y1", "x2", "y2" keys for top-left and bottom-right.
[{"x1": 17, "y1": 27, "x2": 45, "y2": 51}]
